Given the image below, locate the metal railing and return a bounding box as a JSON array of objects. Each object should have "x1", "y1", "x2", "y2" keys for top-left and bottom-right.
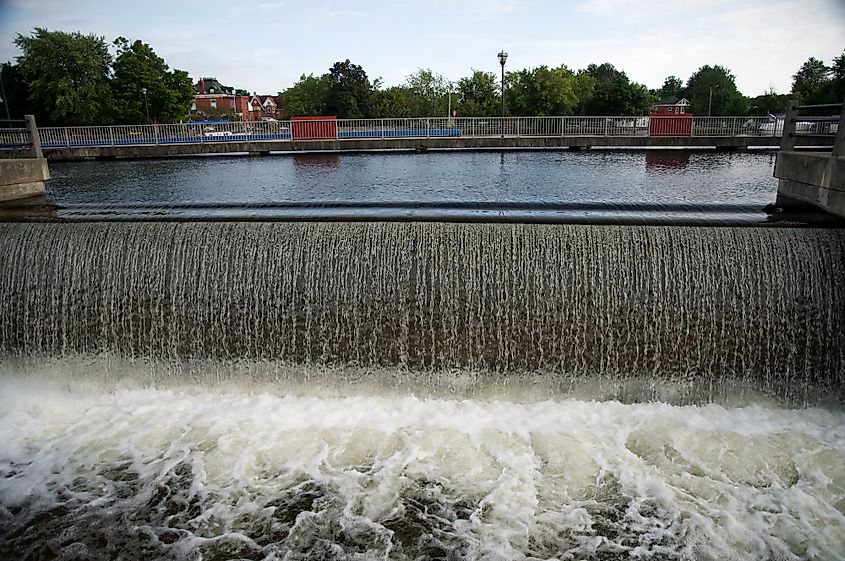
[
  {"x1": 0, "y1": 116, "x2": 42, "y2": 157},
  {"x1": 29, "y1": 115, "x2": 792, "y2": 149},
  {"x1": 780, "y1": 100, "x2": 844, "y2": 154}
]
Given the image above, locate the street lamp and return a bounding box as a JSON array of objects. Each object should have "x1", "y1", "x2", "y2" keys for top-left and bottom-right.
[
  {"x1": 498, "y1": 50, "x2": 508, "y2": 136},
  {"x1": 708, "y1": 84, "x2": 720, "y2": 117},
  {"x1": 141, "y1": 87, "x2": 150, "y2": 123}
]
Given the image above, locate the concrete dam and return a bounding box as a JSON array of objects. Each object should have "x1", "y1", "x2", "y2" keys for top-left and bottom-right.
[{"x1": 2, "y1": 221, "x2": 843, "y2": 405}]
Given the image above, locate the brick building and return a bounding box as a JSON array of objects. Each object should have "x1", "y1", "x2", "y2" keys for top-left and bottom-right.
[{"x1": 191, "y1": 77, "x2": 260, "y2": 121}]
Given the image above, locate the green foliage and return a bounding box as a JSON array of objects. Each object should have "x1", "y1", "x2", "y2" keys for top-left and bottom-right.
[
  {"x1": 657, "y1": 76, "x2": 683, "y2": 99},
  {"x1": 748, "y1": 87, "x2": 791, "y2": 115},
  {"x1": 279, "y1": 73, "x2": 330, "y2": 116},
  {"x1": 325, "y1": 60, "x2": 372, "y2": 118},
  {"x1": 0, "y1": 62, "x2": 36, "y2": 119},
  {"x1": 580, "y1": 63, "x2": 653, "y2": 115},
  {"x1": 404, "y1": 68, "x2": 449, "y2": 116},
  {"x1": 791, "y1": 57, "x2": 831, "y2": 104},
  {"x1": 831, "y1": 50, "x2": 845, "y2": 101},
  {"x1": 789, "y1": 51, "x2": 845, "y2": 104},
  {"x1": 456, "y1": 70, "x2": 498, "y2": 117},
  {"x1": 371, "y1": 86, "x2": 416, "y2": 118},
  {"x1": 683, "y1": 65, "x2": 747, "y2": 116},
  {"x1": 506, "y1": 65, "x2": 580, "y2": 116},
  {"x1": 110, "y1": 37, "x2": 194, "y2": 123},
  {"x1": 14, "y1": 28, "x2": 113, "y2": 125}
]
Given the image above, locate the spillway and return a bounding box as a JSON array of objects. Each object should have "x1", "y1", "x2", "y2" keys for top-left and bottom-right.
[
  {"x1": 1, "y1": 221, "x2": 844, "y2": 404},
  {"x1": 1, "y1": 220, "x2": 844, "y2": 559}
]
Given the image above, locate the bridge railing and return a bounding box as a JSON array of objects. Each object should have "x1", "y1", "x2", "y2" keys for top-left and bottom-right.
[
  {"x1": 32, "y1": 115, "x2": 787, "y2": 149},
  {"x1": 0, "y1": 116, "x2": 43, "y2": 158},
  {"x1": 780, "y1": 100, "x2": 844, "y2": 153}
]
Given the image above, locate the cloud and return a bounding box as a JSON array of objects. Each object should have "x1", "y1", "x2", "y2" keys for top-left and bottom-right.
[{"x1": 258, "y1": 1, "x2": 285, "y2": 11}]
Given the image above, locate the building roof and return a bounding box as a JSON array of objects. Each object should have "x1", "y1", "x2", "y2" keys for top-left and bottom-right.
[
  {"x1": 197, "y1": 77, "x2": 234, "y2": 95},
  {"x1": 655, "y1": 96, "x2": 690, "y2": 107}
]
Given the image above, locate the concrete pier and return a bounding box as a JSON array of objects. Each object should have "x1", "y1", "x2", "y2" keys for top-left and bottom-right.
[
  {"x1": 0, "y1": 157, "x2": 50, "y2": 202},
  {"x1": 774, "y1": 101, "x2": 845, "y2": 218},
  {"x1": 0, "y1": 116, "x2": 49, "y2": 202}
]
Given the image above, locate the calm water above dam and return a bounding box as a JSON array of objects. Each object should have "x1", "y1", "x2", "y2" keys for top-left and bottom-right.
[
  {"x1": 47, "y1": 150, "x2": 779, "y2": 205},
  {"x1": 30, "y1": 150, "x2": 806, "y2": 224},
  {"x1": 2, "y1": 150, "x2": 844, "y2": 560}
]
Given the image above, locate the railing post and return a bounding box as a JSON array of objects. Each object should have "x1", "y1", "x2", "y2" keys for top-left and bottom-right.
[
  {"x1": 516, "y1": 117, "x2": 521, "y2": 138},
  {"x1": 109, "y1": 126, "x2": 115, "y2": 146},
  {"x1": 154, "y1": 124, "x2": 160, "y2": 145},
  {"x1": 380, "y1": 119, "x2": 385, "y2": 139},
  {"x1": 24, "y1": 115, "x2": 43, "y2": 158},
  {"x1": 833, "y1": 98, "x2": 845, "y2": 157},
  {"x1": 780, "y1": 101, "x2": 799, "y2": 151},
  {"x1": 604, "y1": 118, "x2": 609, "y2": 137}
]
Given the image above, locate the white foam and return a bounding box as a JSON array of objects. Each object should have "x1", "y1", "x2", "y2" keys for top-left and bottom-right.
[{"x1": 1, "y1": 377, "x2": 843, "y2": 559}]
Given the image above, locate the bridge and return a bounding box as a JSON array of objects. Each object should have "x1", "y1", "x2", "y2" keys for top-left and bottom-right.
[{"x1": 0, "y1": 115, "x2": 818, "y2": 161}]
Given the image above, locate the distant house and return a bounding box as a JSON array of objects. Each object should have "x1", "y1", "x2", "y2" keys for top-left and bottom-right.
[
  {"x1": 653, "y1": 96, "x2": 691, "y2": 115},
  {"x1": 191, "y1": 77, "x2": 259, "y2": 121},
  {"x1": 249, "y1": 94, "x2": 280, "y2": 120}
]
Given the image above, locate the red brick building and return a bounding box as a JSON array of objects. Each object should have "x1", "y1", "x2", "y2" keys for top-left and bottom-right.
[{"x1": 191, "y1": 77, "x2": 260, "y2": 121}]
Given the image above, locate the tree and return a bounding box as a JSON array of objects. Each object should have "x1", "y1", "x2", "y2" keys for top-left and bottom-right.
[
  {"x1": 683, "y1": 65, "x2": 747, "y2": 116},
  {"x1": 831, "y1": 50, "x2": 845, "y2": 102},
  {"x1": 371, "y1": 86, "x2": 415, "y2": 118},
  {"x1": 748, "y1": 86, "x2": 790, "y2": 115},
  {"x1": 791, "y1": 57, "x2": 830, "y2": 103},
  {"x1": 581, "y1": 63, "x2": 653, "y2": 115},
  {"x1": 506, "y1": 65, "x2": 580, "y2": 116},
  {"x1": 456, "y1": 70, "x2": 498, "y2": 117},
  {"x1": 404, "y1": 68, "x2": 449, "y2": 116},
  {"x1": 110, "y1": 37, "x2": 194, "y2": 123},
  {"x1": 0, "y1": 62, "x2": 36, "y2": 120},
  {"x1": 325, "y1": 59, "x2": 372, "y2": 118},
  {"x1": 14, "y1": 28, "x2": 113, "y2": 125},
  {"x1": 657, "y1": 75, "x2": 683, "y2": 99},
  {"x1": 280, "y1": 73, "x2": 331, "y2": 117}
]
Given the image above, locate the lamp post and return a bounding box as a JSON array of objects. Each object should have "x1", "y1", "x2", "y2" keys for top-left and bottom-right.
[
  {"x1": 141, "y1": 87, "x2": 150, "y2": 123},
  {"x1": 708, "y1": 84, "x2": 720, "y2": 117},
  {"x1": 498, "y1": 50, "x2": 508, "y2": 136}
]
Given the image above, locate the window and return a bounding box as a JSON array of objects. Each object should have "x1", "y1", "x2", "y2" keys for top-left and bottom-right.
[{"x1": 210, "y1": 99, "x2": 217, "y2": 109}]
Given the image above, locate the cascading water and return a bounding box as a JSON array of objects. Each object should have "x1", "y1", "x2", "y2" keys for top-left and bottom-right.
[{"x1": 1, "y1": 221, "x2": 844, "y2": 560}]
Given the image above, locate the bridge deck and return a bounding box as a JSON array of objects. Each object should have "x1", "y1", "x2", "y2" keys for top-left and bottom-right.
[{"x1": 38, "y1": 135, "x2": 790, "y2": 160}]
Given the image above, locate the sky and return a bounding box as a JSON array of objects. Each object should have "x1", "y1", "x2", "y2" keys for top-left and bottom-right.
[{"x1": 0, "y1": 0, "x2": 843, "y2": 96}]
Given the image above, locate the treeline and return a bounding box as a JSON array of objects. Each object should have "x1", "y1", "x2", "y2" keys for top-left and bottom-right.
[
  {"x1": 283, "y1": 53, "x2": 845, "y2": 119},
  {"x1": 1, "y1": 28, "x2": 843, "y2": 125},
  {"x1": 1, "y1": 28, "x2": 195, "y2": 125}
]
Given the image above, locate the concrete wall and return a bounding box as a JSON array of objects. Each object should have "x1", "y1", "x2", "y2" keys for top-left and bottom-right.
[
  {"x1": 0, "y1": 158, "x2": 50, "y2": 202},
  {"x1": 774, "y1": 151, "x2": 845, "y2": 218},
  {"x1": 40, "y1": 135, "x2": 786, "y2": 160}
]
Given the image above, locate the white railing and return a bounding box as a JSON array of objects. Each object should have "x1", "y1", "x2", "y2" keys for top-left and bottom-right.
[
  {"x1": 33, "y1": 116, "x2": 787, "y2": 149},
  {"x1": 0, "y1": 127, "x2": 30, "y2": 148}
]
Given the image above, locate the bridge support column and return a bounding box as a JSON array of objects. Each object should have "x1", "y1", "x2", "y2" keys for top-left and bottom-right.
[{"x1": 0, "y1": 158, "x2": 49, "y2": 202}]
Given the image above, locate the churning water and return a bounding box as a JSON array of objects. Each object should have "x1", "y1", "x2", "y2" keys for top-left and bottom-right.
[
  {"x1": 1, "y1": 219, "x2": 844, "y2": 560},
  {"x1": 2, "y1": 149, "x2": 845, "y2": 560}
]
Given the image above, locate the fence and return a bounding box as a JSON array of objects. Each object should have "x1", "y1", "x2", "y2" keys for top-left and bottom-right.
[
  {"x1": 780, "y1": 101, "x2": 844, "y2": 155},
  {"x1": 27, "y1": 115, "x2": 788, "y2": 149},
  {"x1": 0, "y1": 116, "x2": 42, "y2": 157}
]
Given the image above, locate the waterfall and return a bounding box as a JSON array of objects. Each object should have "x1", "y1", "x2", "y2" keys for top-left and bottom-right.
[{"x1": 1, "y1": 222, "x2": 843, "y2": 404}]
